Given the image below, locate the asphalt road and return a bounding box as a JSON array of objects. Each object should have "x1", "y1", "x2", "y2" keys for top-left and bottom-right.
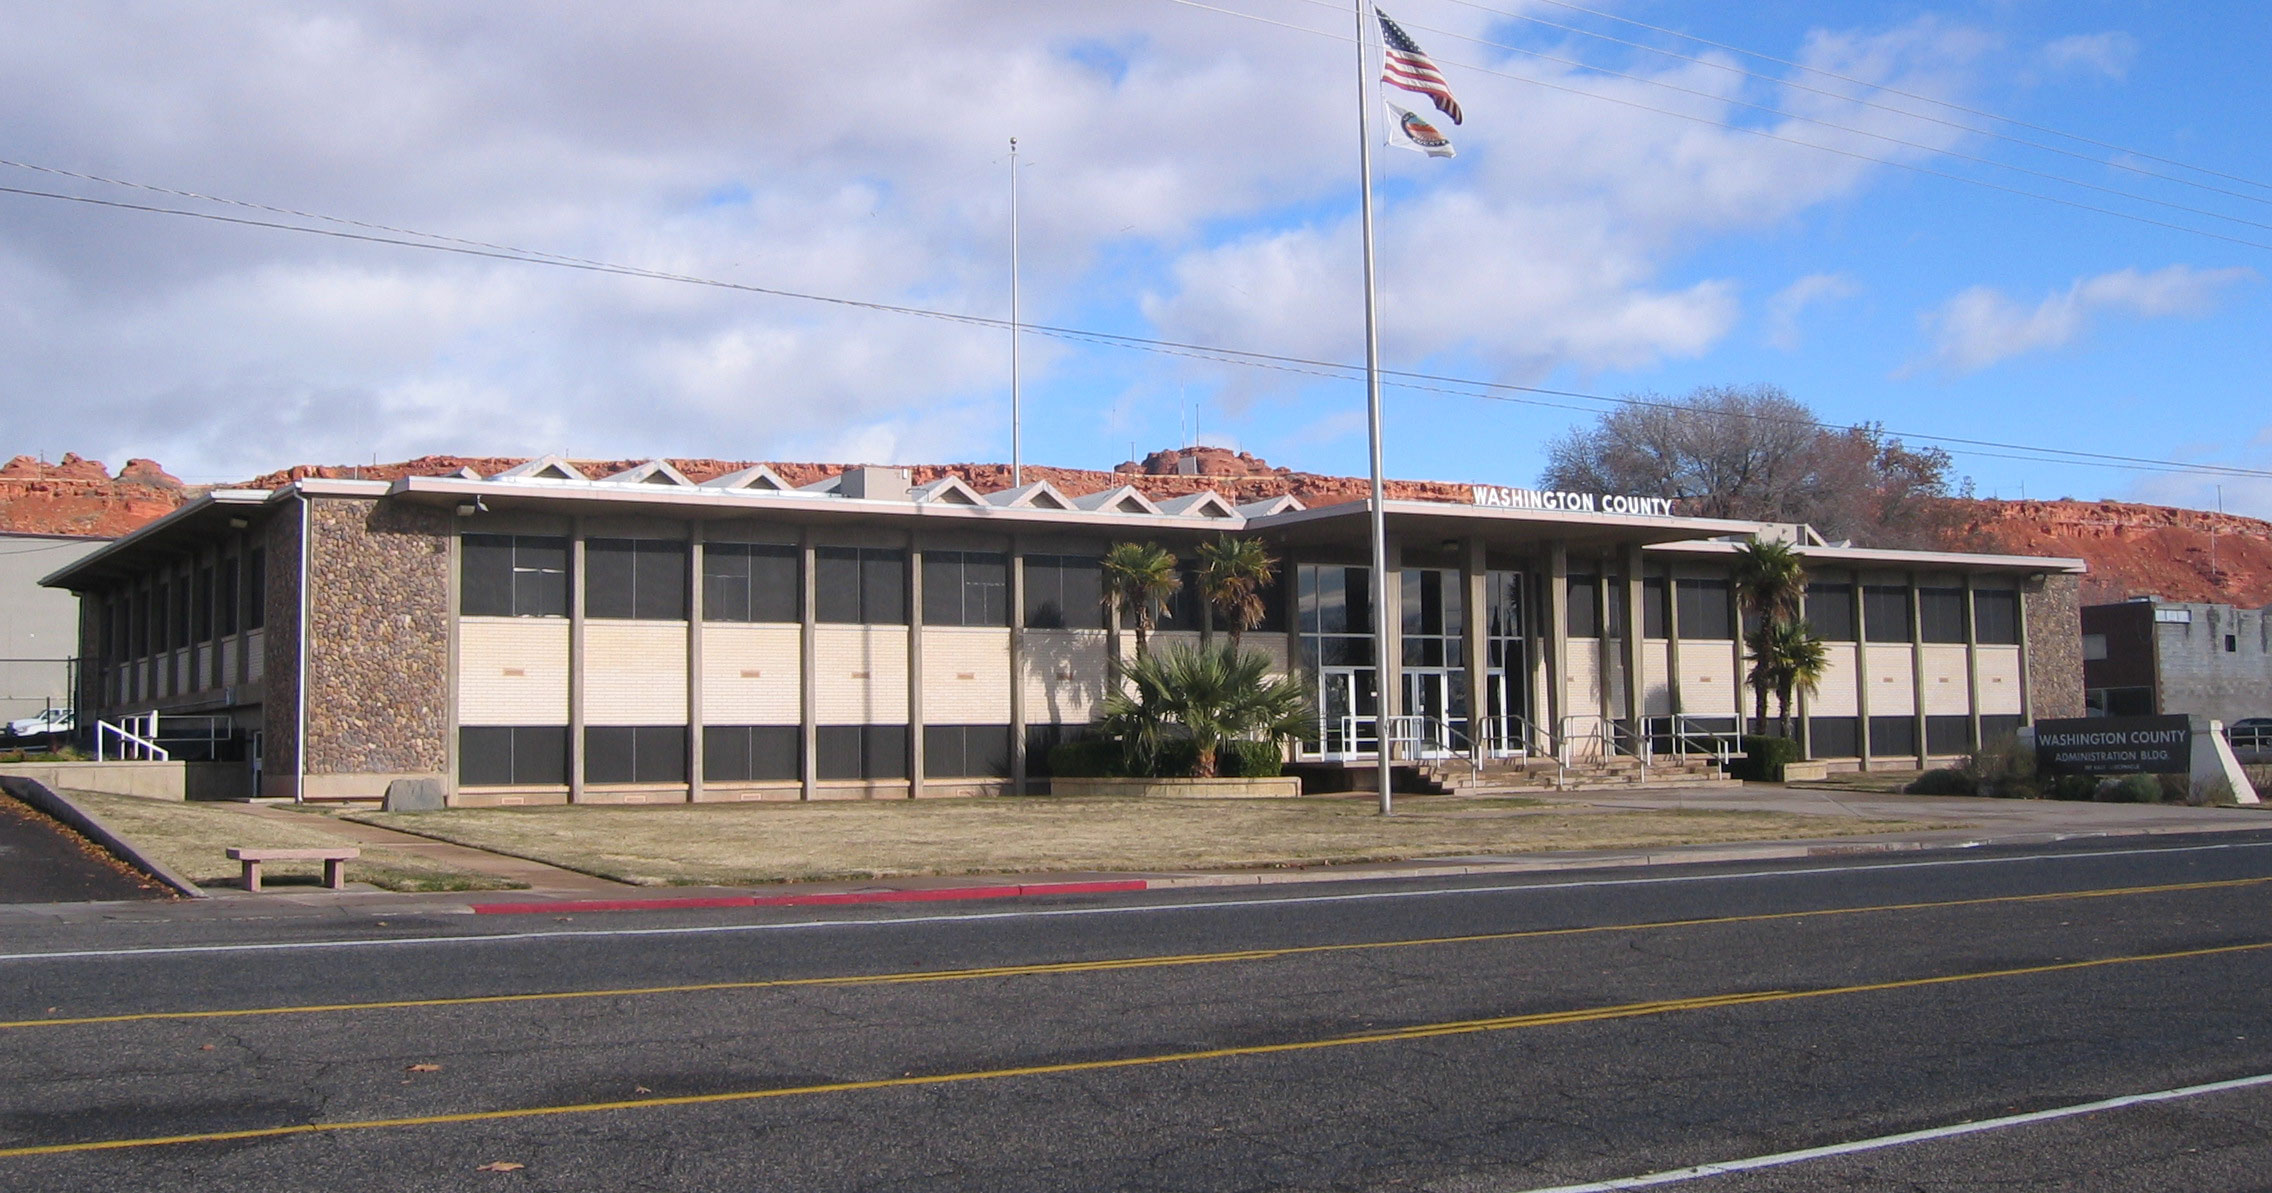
[{"x1": 5, "y1": 832, "x2": 2272, "y2": 1191}]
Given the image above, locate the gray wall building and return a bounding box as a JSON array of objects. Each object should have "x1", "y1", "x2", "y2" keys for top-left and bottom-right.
[
  {"x1": 1, "y1": 532, "x2": 108, "y2": 723},
  {"x1": 2083, "y1": 597, "x2": 2272, "y2": 726}
]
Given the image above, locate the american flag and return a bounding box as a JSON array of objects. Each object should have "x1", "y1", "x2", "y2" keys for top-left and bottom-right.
[{"x1": 1377, "y1": 10, "x2": 1462, "y2": 125}]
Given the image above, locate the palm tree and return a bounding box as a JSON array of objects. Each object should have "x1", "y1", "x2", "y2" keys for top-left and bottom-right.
[
  {"x1": 1100, "y1": 643, "x2": 1314, "y2": 777},
  {"x1": 1753, "y1": 619, "x2": 1829, "y2": 738},
  {"x1": 1196, "y1": 535, "x2": 1278, "y2": 655},
  {"x1": 1101, "y1": 541, "x2": 1182, "y2": 661},
  {"x1": 1731, "y1": 536, "x2": 1807, "y2": 734}
]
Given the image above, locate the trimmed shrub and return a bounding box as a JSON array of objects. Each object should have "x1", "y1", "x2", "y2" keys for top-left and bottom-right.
[
  {"x1": 1047, "y1": 738, "x2": 1127, "y2": 779},
  {"x1": 1152, "y1": 739, "x2": 1203, "y2": 778},
  {"x1": 2098, "y1": 773, "x2": 2162, "y2": 804},
  {"x1": 1216, "y1": 739, "x2": 1284, "y2": 778},
  {"x1": 1906, "y1": 767, "x2": 1973, "y2": 796},
  {"x1": 1731, "y1": 735, "x2": 1800, "y2": 782},
  {"x1": 2048, "y1": 773, "x2": 2100, "y2": 802}
]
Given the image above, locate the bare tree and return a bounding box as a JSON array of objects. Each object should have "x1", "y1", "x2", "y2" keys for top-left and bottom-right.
[{"x1": 1541, "y1": 385, "x2": 1969, "y2": 547}]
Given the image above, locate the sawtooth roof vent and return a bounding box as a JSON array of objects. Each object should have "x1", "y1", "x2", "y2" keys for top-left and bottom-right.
[
  {"x1": 910, "y1": 476, "x2": 984, "y2": 505},
  {"x1": 698, "y1": 464, "x2": 791, "y2": 492},
  {"x1": 1158, "y1": 491, "x2": 1239, "y2": 519},
  {"x1": 604, "y1": 460, "x2": 695, "y2": 487},
  {"x1": 495, "y1": 455, "x2": 588, "y2": 482},
  {"x1": 1234, "y1": 494, "x2": 1306, "y2": 517},
  {"x1": 1074, "y1": 485, "x2": 1163, "y2": 516},
  {"x1": 985, "y1": 480, "x2": 1074, "y2": 510}
]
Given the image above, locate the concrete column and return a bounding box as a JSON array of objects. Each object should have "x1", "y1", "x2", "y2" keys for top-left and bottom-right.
[
  {"x1": 1910, "y1": 572, "x2": 1929, "y2": 767},
  {"x1": 1663, "y1": 568, "x2": 1683, "y2": 722},
  {"x1": 1462, "y1": 539, "x2": 1488, "y2": 753},
  {"x1": 1545, "y1": 542, "x2": 1569, "y2": 752},
  {"x1": 687, "y1": 522, "x2": 705, "y2": 804},
  {"x1": 1596, "y1": 555, "x2": 1615, "y2": 728},
  {"x1": 1729, "y1": 564, "x2": 1746, "y2": 736},
  {"x1": 1379, "y1": 533, "x2": 1403, "y2": 759},
  {"x1": 2016, "y1": 582, "x2": 2036, "y2": 724},
  {"x1": 799, "y1": 528, "x2": 817, "y2": 801},
  {"x1": 906, "y1": 534, "x2": 924, "y2": 800},
  {"x1": 1009, "y1": 539, "x2": 1028, "y2": 795},
  {"x1": 1620, "y1": 543, "x2": 1645, "y2": 740},
  {"x1": 1963, "y1": 572, "x2": 1982, "y2": 752},
  {"x1": 1855, "y1": 572, "x2": 1873, "y2": 769},
  {"x1": 568, "y1": 521, "x2": 586, "y2": 803}
]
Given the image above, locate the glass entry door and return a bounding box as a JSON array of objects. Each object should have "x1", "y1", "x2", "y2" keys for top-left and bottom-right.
[
  {"x1": 1314, "y1": 667, "x2": 1378, "y2": 758},
  {"x1": 1401, "y1": 669, "x2": 1469, "y2": 757}
]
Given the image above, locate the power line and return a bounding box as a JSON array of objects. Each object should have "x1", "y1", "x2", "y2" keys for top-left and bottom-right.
[
  {"x1": 1162, "y1": 0, "x2": 2272, "y2": 254},
  {"x1": 3, "y1": 170, "x2": 2269, "y2": 484},
  {"x1": 1518, "y1": 0, "x2": 2272, "y2": 198}
]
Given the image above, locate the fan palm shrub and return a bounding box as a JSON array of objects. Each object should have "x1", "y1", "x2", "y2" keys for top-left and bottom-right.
[
  {"x1": 1196, "y1": 535, "x2": 1278, "y2": 655},
  {"x1": 1099, "y1": 643, "x2": 1313, "y2": 777}
]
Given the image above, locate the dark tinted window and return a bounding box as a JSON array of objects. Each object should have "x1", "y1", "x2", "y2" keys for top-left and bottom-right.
[
  {"x1": 462, "y1": 534, "x2": 570, "y2": 617},
  {"x1": 925, "y1": 551, "x2": 1009, "y2": 627},
  {"x1": 460, "y1": 725, "x2": 568, "y2": 786},
  {"x1": 1926, "y1": 715, "x2": 1972, "y2": 754},
  {"x1": 1809, "y1": 716, "x2": 1859, "y2": 758},
  {"x1": 1300, "y1": 566, "x2": 1371, "y2": 636},
  {"x1": 1677, "y1": 578, "x2": 1733, "y2": 640},
  {"x1": 703, "y1": 725, "x2": 800, "y2": 782},
  {"x1": 816, "y1": 725, "x2": 909, "y2": 780},
  {"x1": 247, "y1": 547, "x2": 267, "y2": 629},
  {"x1": 1024, "y1": 555, "x2": 1105, "y2": 629},
  {"x1": 585, "y1": 725, "x2": 688, "y2": 784},
  {"x1": 816, "y1": 547, "x2": 907, "y2": 624},
  {"x1": 193, "y1": 565, "x2": 214, "y2": 643},
  {"x1": 217, "y1": 558, "x2": 239, "y2": 636},
  {"x1": 586, "y1": 539, "x2": 688, "y2": 620},
  {"x1": 1024, "y1": 723, "x2": 1077, "y2": 779},
  {"x1": 924, "y1": 724, "x2": 1012, "y2": 779},
  {"x1": 1918, "y1": 588, "x2": 1966, "y2": 644},
  {"x1": 1642, "y1": 577, "x2": 1668, "y2": 638},
  {"x1": 1805, "y1": 583, "x2": 1854, "y2": 641},
  {"x1": 1973, "y1": 589, "x2": 2019, "y2": 645},
  {"x1": 1868, "y1": 715, "x2": 1917, "y2": 756},
  {"x1": 1863, "y1": 585, "x2": 1912, "y2": 642},
  {"x1": 1978, "y1": 714, "x2": 2022, "y2": 745},
  {"x1": 704, "y1": 543, "x2": 800, "y2": 623},
  {"x1": 1567, "y1": 575, "x2": 1599, "y2": 638}
]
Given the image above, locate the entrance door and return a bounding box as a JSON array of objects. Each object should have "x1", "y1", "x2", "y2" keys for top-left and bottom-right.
[
  {"x1": 1400, "y1": 670, "x2": 1469, "y2": 758},
  {"x1": 1315, "y1": 667, "x2": 1378, "y2": 757}
]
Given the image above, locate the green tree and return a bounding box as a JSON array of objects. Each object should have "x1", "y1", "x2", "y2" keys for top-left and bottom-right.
[
  {"x1": 1101, "y1": 541, "x2": 1182, "y2": 661},
  {"x1": 1099, "y1": 643, "x2": 1313, "y2": 778},
  {"x1": 1748, "y1": 618, "x2": 1829, "y2": 738},
  {"x1": 1731, "y1": 536, "x2": 1806, "y2": 625},
  {"x1": 1196, "y1": 535, "x2": 1278, "y2": 656}
]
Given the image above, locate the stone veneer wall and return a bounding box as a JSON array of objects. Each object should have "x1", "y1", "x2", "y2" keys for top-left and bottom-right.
[
  {"x1": 2025, "y1": 571, "x2": 2085, "y2": 720},
  {"x1": 304, "y1": 498, "x2": 452, "y2": 778}
]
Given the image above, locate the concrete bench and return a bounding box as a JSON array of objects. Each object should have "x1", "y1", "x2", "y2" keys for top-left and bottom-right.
[{"x1": 227, "y1": 847, "x2": 359, "y2": 892}]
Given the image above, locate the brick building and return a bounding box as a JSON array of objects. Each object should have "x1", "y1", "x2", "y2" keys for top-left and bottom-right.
[{"x1": 42, "y1": 457, "x2": 2086, "y2": 802}]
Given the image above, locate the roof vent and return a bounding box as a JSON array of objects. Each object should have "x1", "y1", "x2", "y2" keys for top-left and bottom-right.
[{"x1": 837, "y1": 466, "x2": 911, "y2": 502}]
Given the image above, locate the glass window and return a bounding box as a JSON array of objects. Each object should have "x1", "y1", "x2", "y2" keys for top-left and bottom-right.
[
  {"x1": 1978, "y1": 714, "x2": 2022, "y2": 745},
  {"x1": 1926, "y1": 716, "x2": 1972, "y2": 755},
  {"x1": 1863, "y1": 586, "x2": 1913, "y2": 643},
  {"x1": 586, "y1": 539, "x2": 688, "y2": 620},
  {"x1": 1809, "y1": 716, "x2": 1859, "y2": 758},
  {"x1": 459, "y1": 725, "x2": 569, "y2": 786},
  {"x1": 462, "y1": 534, "x2": 570, "y2": 617},
  {"x1": 703, "y1": 725, "x2": 800, "y2": 782},
  {"x1": 193, "y1": 564, "x2": 214, "y2": 643},
  {"x1": 1973, "y1": 589, "x2": 2019, "y2": 645},
  {"x1": 1676, "y1": 579, "x2": 1732, "y2": 640},
  {"x1": 1642, "y1": 576, "x2": 1668, "y2": 639},
  {"x1": 1023, "y1": 555, "x2": 1104, "y2": 630},
  {"x1": 924, "y1": 724, "x2": 1012, "y2": 779},
  {"x1": 817, "y1": 725, "x2": 908, "y2": 780},
  {"x1": 217, "y1": 558, "x2": 239, "y2": 637},
  {"x1": 1868, "y1": 715, "x2": 1918, "y2": 756},
  {"x1": 247, "y1": 547, "x2": 267, "y2": 629},
  {"x1": 704, "y1": 543, "x2": 800, "y2": 623},
  {"x1": 585, "y1": 725, "x2": 688, "y2": 784},
  {"x1": 1805, "y1": 583, "x2": 1854, "y2": 642},
  {"x1": 1918, "y1": 588, "x2": 1966, "y2": 644},
  {"x1": 817, "y1": 547, "x2": 907, "y2": 625},
  {"x1": 1567, "y1": 575, "x2": 1599, "y2": 638},
  {"x1": 923, "y1": 551, "x2": 1009, "y2": 627}
]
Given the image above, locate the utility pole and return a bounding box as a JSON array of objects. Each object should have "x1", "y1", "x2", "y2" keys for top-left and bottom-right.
[{"x1": 1009, "y1": 137, "x2": 1023, "y2": 488}]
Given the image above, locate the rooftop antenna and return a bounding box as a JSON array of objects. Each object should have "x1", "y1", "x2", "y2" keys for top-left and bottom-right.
[{"x1": 1009, "y1": 136, "x2": 1023, "y2": 488}]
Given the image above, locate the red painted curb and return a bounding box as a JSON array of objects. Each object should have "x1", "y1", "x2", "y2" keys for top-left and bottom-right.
[{"x1": 470, "y1": 879, "x2": 1151, "y2": 916}]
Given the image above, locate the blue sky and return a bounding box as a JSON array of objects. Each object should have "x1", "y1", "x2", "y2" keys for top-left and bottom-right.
[{"x1": 0, "y1": 2, "x2": 2264, "y2": 513}]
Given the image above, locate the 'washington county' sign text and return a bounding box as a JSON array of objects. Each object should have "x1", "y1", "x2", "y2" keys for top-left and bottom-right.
[{"x1": 1470, "y1": 486, "x2": 1676, "y2": 517}]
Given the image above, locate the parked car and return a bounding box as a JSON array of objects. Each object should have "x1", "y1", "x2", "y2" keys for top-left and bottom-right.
[
  {"x1": 4, "y1": 708, "x2": 74, "y2": 740},
  {"x1": 2229, "y1": 718, "x2": 2272, "y2": 750}
]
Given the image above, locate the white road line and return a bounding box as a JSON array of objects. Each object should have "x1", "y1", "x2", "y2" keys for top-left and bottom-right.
[
  {"x1": 2, "y1": 839, "x2": 2268, "y2": 964},
  {"x1": 1508, "y1": 1071, "x2": 2272, "y2": 1192}
]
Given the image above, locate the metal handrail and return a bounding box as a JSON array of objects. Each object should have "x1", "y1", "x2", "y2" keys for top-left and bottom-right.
[
  {"x1": 2228, "y1": 725, "x2": 2272, "y2": 753},
  {"x1": 95, "y1": 716, "x2": 170, "y2": 762},
  {"x1": 1558, "y1": 714, "x2": 1647, "y2": 771},
  {"x1": 1655, "y1": 714, "x2": 1743, "y2": 770}
]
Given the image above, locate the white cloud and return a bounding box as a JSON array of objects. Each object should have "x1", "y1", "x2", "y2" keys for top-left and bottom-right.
[
  {"x1": 2040, "y1": 32, "x2": 2141, "y2": 81},
  {"x1": 1766, "y1": 273, "x2": 1862, "y2": 350},
  {"x1": 1912, "y1": 265, "x2": 2256, "y2": 375}
]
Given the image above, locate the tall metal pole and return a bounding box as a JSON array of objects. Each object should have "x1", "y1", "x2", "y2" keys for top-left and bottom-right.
[
  {"x1": 1353, "y1": 1, "x2": 1393, "y2": 815},
  {"x1": 1009, "y1": 137, "x2": 1023, "y2": 489}
]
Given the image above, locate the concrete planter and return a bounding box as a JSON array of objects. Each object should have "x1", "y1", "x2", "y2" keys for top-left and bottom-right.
[
  {"x1": 1047, "y1": 775, "x2": 1303, "y2": 799},
  {"x1": 1780, "y1": 761, "x2": 1830, "y2": 782}
]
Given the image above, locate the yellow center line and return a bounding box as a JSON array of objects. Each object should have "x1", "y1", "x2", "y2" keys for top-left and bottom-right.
[
  {"x1": 5, "y1": 938, "x2": 2269, "y2": 1160},
  {"x1": 3, "y1": 875, "x2": 2267, "y2": 1032}
]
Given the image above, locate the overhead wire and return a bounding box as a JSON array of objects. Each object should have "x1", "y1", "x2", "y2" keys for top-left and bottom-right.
[
  {"x1": 4, "y1": 172, "x2": 2269, "y2": 485},
  {"x1": 1160, "y1": 0, "x2": 2272, "y2": 254}
]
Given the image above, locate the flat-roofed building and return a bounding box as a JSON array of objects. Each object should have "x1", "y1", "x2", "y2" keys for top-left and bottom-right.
[{"x1": 41, "y1": 458, "x2": 2087, "y2": 802}]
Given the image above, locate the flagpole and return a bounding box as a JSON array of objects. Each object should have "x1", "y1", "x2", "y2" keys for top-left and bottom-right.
[
  {"x1": 1353, "y1": 1, "x2": 1394, "y2": 816},
  {"x1": 1009, "y1": 136, "x2": 1023, "y2": 489}
]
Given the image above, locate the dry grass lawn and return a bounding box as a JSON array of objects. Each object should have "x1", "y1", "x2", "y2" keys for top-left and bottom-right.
[
  {"x1": 1786, "y1": 769, "x2": 1925, "y2": 795},
  {"x1": 66, "y1": 791, "x2": 521, "y2": 892},
  {"x1": 351, "y1": 796, "x2": 1936, "y2": 887}
]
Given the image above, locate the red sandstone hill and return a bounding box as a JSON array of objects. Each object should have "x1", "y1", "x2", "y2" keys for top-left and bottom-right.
[{"x1": 13, "y1": 449, "x2": 2272, "y2": 609}]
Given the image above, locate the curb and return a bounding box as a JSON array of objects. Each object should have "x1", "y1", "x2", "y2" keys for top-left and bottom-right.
[
  {"x1": 0, "y1": 776, "x2": 208, "y2": 898},
  {"x1": 471, "y1": 879, "x2": 1150, "y2": 915}
]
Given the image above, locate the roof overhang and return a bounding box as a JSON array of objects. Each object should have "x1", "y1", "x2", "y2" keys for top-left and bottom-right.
[
  {"x1": 39, "y1": 489, "x2": 279, "y2": 590},
  {"x1": 1245, "y1": 499, "x2": 1774, "y2": 552},
  {"x1": 1646, "y1": 537, "x2": 2088, "y2": 575}
]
